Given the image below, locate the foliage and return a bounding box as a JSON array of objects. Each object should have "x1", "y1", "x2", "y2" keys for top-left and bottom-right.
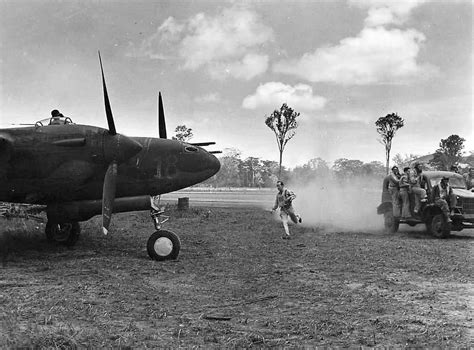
[
  {"x1": 205, "y1": 149, "x2": 282, "y2": 188},
  {"x1": 429, "y1": 134, "x2": 465, "y2": 170},
  {"x1": 265, "y1": 103, "x2": 300, "y2": 178},
  {"x1": 375, "y1": 113, "x2": 404, "y2": 174},
  {"x1": 204, "y1": 151, "x2": 388, "y2": 188},
  {"x1": 332, "y1": 158, "x2": 384, "y2": 181},
  {"x1": 392, "y1": 153, "x2": 420, "y2": 168},
  {"x1": 332, "y1": 158, "x2": 365, "y2": 180},
  {"x1": 463, "y1": 151, "x2": 474, "y2": 168},
  {"x1": 209, "y1": 148, "x2": 243, "y2": 187},
  {"x1": 172, "y1": 125, "x2": 193, "y2": 142},
  {"x1": 292, "y1": 158, "x2": 330, "y2": 184}
]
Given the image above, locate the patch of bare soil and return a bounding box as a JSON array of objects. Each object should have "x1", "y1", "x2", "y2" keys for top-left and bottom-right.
[{"x1": 1, "y1": 207, "x2": 473, "y2": 348}]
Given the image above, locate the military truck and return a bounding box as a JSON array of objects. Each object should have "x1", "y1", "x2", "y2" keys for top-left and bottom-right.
[{"x1": 377, "y1": 171, "x2": 474, "y2": 238}]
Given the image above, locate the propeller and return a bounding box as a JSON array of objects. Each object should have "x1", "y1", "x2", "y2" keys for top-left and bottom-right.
[
  {"x1": 157, "y1": 93, "x2": 221, "y2": 153},
  {"x1": 158, "y1": 92, "x2": 167, "y2": 139},
  {"x1": 102, "y1": 162, "x2": 117, "y2": 235},
  {"x1": 98, "y1": 51, "x2": 142, "y2": 235},
  {"x1": 191, "y1": 142, "x2": 216, "y2": 147}
]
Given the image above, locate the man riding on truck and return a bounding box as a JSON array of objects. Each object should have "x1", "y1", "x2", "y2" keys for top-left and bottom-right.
[{"x1": 432, "y1": 176, "x2": 457, "y2": 223}]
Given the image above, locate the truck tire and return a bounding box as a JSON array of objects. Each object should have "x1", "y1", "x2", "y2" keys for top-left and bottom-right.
[
  {"x1": 384, "y1": 212, "x2": 399, "y2": 233},
  {"x1": 427, "y1": 214, "x2": 450, "y2": 238}
]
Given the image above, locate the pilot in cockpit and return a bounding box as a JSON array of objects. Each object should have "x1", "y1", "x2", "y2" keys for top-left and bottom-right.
[{"x1": 50, "y1": 109, "x2": 65, "y2": 125}]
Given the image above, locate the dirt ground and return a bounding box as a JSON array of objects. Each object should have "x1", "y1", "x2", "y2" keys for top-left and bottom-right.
[{"x1": 0, "y1": 205, "x2": 473, "y2": 348}]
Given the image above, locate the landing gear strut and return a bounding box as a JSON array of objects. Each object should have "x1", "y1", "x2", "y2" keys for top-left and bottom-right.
[
  {"x1": 147, "y1": 197, "x2": 181, "y2": 261},
  {"x1": 45, "y1": 221, "x2": 81, "y2": 246}
]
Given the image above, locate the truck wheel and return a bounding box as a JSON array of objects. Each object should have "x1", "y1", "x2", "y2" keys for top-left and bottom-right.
[
  {"x1": 45, "y1": 222, "x2": 81, "y2": 246},
  {"x1": 147, "y1": 230, "x2": 181, "y2": 261},
  {"x1": 428, "y1": 214, "x2": 450, "y2": 238},
  {"x1": 384, "y1": 212, "x2": 399, "y2": 233}
]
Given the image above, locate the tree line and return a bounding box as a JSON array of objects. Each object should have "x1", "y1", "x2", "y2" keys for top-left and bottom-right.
[
  {"x1": 200, "y1": 150, "x2": 387, "y2": 188},
  {"x1": 173, "y1": 105, "x2": 472, "y2": 188}
]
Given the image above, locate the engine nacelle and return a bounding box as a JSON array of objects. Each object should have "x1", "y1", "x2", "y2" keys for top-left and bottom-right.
[{"x1": 47, "y1": 196, "x2": 153, "y2": 223}]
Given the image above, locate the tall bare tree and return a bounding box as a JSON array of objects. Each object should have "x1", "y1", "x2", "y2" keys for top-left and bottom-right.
[
  {"x1": 265, "y1": 103, "x2": 300, "y2": 178},
  {"x1": 375, "y1": 113, "x2": 404, "y2": 174}
]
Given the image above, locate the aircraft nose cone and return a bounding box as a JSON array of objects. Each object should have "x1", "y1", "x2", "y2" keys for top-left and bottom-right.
[
  {"x1": 176, "y1": 147, "x2": 220, "y2": 174},
  {"x1": 209, "y1": 153, "x2": 220, "y2": 175}
]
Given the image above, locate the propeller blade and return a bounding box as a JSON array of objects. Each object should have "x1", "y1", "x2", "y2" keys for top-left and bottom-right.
[
  {"x1": 209, "y1": 151, "x2": 222, "y2": 154},
  {"x1": 98, "y1": 51, "x2": 116, "y2": 135},
  {"x1": 102, "y1": 161, "x2": 117, "y2": 235},
  {"x1": 190, "y1": 142, "x2": 216, "y2": 147},
  {"x1": 158, "y1": 92, "x2": 167, "y2": 139}
]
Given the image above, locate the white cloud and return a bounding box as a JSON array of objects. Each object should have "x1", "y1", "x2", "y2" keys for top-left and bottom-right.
[
  {"x1": 242, "y1": 82, "x2": 327, "y2": 112},
  {"x1": 131, "y1": 17, "x2": 184, "y2": 60},
  {"x1": 208, "y1": 53, "x2": 269, "y2": 81},
  {"x1": 194, "y1": 92, "x2": 221, "y2": 103},
  {"x1": 180, "y1": 9, "x2": 273, "y2": 70},
  {"x1": 137, "y1": 6, "x2": 274, "y2": 80},
  {"x1": 273, "y1": 0, "x2": 436, "y2": 85},
  {"x1": 273, "y1": 26, "x2": 438, "y2": 85},
  {"x1": 349, "y1": 0, "x2": 427, "y2": 26}
]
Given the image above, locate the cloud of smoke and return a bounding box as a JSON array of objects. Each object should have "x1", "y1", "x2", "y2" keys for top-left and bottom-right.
[{"x1": 289, "y1": 176, "x2": 383, "y2": 232}]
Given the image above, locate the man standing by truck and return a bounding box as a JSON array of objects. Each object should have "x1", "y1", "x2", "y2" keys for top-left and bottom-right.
[
  {"x1": 411, "y1": 163, "x2": 428, "y2": 214},
  {"x1": 387, "y1": 166, "x2": 401, "y2": 219},
  {"x1": 399, "y1": 167, "x2": 412, "y2": 219}
]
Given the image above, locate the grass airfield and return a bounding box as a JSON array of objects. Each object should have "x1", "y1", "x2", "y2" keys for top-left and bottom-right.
[{"x1": 0, "y1": 194, "x2": 473, "y2": 348}]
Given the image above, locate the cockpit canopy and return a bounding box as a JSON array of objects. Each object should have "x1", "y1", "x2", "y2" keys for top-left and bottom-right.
[{"x1": 35, "y1": 116, "x2": 74, "y2": 127}]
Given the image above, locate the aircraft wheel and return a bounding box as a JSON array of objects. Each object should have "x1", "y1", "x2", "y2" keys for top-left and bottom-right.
[
  {"x1": 45, "y1": 222, "x2": 81, "y2": 246},
  {"x1": 428, "y1": 214, "x2": 450, "y2": 238},
  {"x1": 147, "y1": 230, "x2": 181, "y2": 261},
  {"x1": 384, "y1": 212, "x2": 399, "y2": 233}
]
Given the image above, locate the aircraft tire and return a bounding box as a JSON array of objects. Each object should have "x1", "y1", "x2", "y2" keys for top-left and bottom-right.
[
  {"x1": 427, "y1": 214, "x2": 450, "y2": 238},
  {"x1": 45, "y1": 222, "x2": 81, "y2": 246},
  {"x1": 147, "y1": 230, "x2": 181, "y2": 261}
]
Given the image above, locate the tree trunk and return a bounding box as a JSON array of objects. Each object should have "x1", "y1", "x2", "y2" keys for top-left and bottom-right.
[
  {"x1": 385, "y1": 148, "x2": 390, "y2": 175},
  {"x1": 278, "y1": 150, "x2": 283, "y2": 179}
]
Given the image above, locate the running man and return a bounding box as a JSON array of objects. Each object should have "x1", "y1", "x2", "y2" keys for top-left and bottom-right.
[{"x1": 271, "y1": 181, "x2": 302, "y2": 239}]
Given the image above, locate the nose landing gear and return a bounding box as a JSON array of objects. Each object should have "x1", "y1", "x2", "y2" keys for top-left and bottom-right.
[{"x1": 147, "y1": 196, "x2": 181, "y2": 261}]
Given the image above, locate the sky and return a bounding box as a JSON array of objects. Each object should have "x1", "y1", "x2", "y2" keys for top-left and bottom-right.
[{"x1": 0, "y1": 0, "x2": 472, "y2": 168}]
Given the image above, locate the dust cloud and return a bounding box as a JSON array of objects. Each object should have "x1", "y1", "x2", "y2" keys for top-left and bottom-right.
[{"x1": 289, "y1": 177, "x2": 383, "y2": 232}]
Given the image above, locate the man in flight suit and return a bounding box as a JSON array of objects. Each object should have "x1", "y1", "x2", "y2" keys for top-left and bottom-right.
[{"x1": 272, "y1": 181, "x2": 302, "y2": 239}]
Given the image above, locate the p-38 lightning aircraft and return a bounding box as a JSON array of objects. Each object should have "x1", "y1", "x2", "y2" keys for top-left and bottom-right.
[{"x1": 0, "y1": 53, "x2": 220, "y2": 260}]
